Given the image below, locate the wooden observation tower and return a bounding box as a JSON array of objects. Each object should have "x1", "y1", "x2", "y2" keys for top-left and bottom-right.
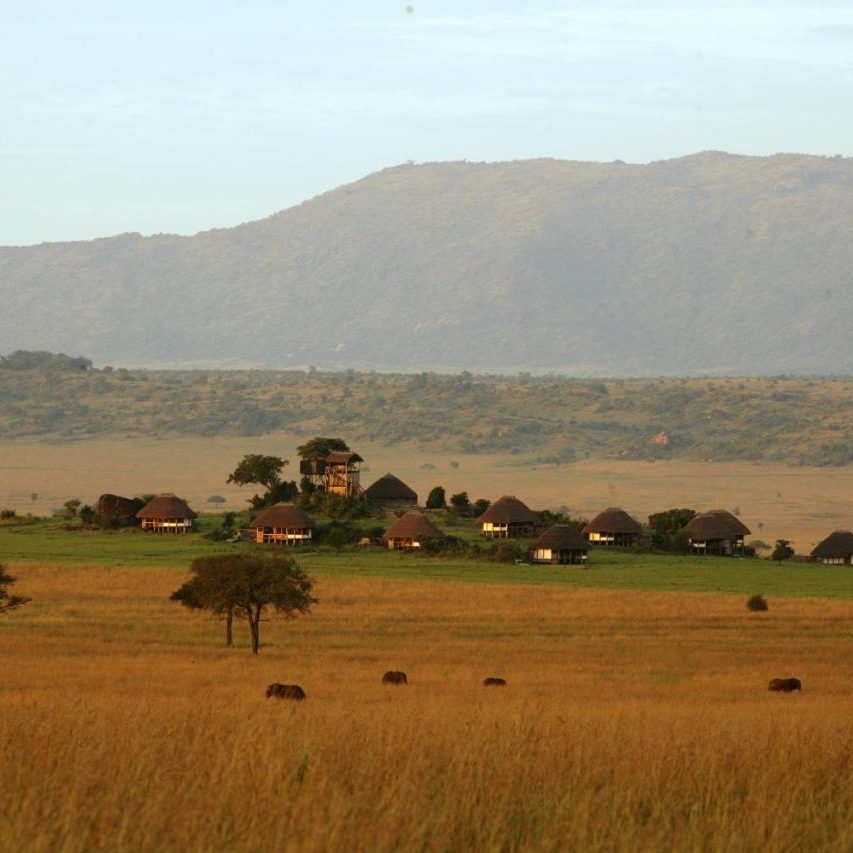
[{"x1": 299, "y1": 450, "x2": 364, "y2": 497}]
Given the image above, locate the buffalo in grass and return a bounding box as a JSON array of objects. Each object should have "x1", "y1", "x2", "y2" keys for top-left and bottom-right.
[
  {"x1": 266, "y1": 683, "x2": 306, "y2": 700},
  {"x1": 768, "y1": 677, "x2": 801, "y2": 693}
]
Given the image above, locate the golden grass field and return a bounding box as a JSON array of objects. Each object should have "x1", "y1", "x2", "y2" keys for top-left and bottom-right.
[
  {"x1": 2, "y1": 562, "x2": 852, "y2": 852},
  {"x1": 1, "y1": 434, "x2": 851, "y2": 553}
]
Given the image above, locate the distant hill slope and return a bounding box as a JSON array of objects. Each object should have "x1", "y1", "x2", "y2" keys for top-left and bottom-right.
[
  {"x1": 2, "y1": 152, "x2": 853, "y2": 375},
  {"x1": 1, "y1": 364, "x2": 852, "y2": 467}
]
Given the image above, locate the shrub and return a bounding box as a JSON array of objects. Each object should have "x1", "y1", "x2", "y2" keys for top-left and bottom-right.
[
  {"x1": 771, "y1": 539, "x2": 795, "y2": 561},
  {"x1": 472, "y1": 498, "x2": 491, "y2": 517},
  {"x1": 426, "y1": 486, "x2": 446, "y2": 509},
  {"x1": 79, "y1": 505, "x2": 97, "y2": 525},
  {"x1": 0, "y1": 509, "x2": 16, "y2": 520},
  {"x1": 487, "y1": 541, "x2": 526, "y2": 563},
  {"x1": 747, "y1": 594, "x2": 769, "y2": 612},
  {"x1": 449, "y1": 492, "x2": 471, "y2": 514}
]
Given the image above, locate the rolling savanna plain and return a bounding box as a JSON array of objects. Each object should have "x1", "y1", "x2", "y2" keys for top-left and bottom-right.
[{"x1": 2, "y1": 359, "x2": 853, "y2": 851}]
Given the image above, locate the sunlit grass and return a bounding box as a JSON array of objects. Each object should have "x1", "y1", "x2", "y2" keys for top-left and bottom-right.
[{"x1": 2, "y1": 564, "x2": 852, "y2": 850}]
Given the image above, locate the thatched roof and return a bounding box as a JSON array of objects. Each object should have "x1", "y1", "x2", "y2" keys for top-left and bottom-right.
[
  {"x1": 583, "y1": 507, "x2": 642, "y2": 535},
  {"x1": 477, "y1": 496, "x2": 539, "y2": 525},
  {"x1": 136, "y1": 493, "x2": 196, "y2": 520},
  {"x1": 365, "y1": 473, "x2": 417, "y2": 502},
  {"x1": 531, "y1": 524, "x2": 588, "y2": 551},
  {"x1": 249, "y1": 503, "x2": 313, "y2": 529},
  {"x1": 684, "y1": 509, "x2": 750, "y2": 539},
  {"x1": 811, "y1": 530, "x2": 853, "y2": 559},
  {"x1": 326, "y1": 450, "x2": 363, "y2": 464},
  {"x1": 384, "y1": 511, "x2": 444, "y2": 541}
]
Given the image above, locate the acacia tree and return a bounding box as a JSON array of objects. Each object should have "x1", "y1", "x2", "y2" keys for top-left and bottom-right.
[
  {"x1": 0, "y1": 563, "x2": 30, "y2": 614},
  {"x1": 227, "y1": 454, "x2": 297, "y2": 508},
  {"x1": 228, "y1": 454, "x2": 287, "y2": 492},
  {"x1": 171, "y1": 554, "x2": 316, "y2": 654}
]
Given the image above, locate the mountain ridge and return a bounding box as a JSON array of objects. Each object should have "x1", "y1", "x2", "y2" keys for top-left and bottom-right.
[{"x1": 2, "y1": 151, "x2": 852, "y2": 375}]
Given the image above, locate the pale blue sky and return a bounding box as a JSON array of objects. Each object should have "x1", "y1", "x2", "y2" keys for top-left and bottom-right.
[{"x1": 3, "y1": 1, "x2": 852, "y2": 245}]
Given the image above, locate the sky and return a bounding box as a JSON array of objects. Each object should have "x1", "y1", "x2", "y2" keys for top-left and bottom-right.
[{"x1": 2, "y1": 1, "x2": 853, "y2": 245}]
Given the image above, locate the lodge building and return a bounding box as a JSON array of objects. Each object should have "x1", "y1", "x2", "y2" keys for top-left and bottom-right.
[
  {"x1": 364, "y1": 473, "x2": 418, "y2": 513},
  {"x1": 683, "y1": 509, "x2": 750, "y2": 556},
  {"x1": 530, "y1": 524, "x2": 589, "y2": 565},
  {"x1": 136, "y1": 494, "x2": 197, "y2": 533},
  {"x1": 248, "y1": 503, "x2": 314, "y2": 545},
  {"x1": 811, "y1": 530, "x2": 853, "y2": 565},
  {"x1": 383, "y1": 511, "x2": 444, "y2": 550},
  {"x1": 477, "y1": 496, "x2": 539, "y2": 539},
  {"x1": 583, "y1": 507, "x2": 642, "y2": 547}
]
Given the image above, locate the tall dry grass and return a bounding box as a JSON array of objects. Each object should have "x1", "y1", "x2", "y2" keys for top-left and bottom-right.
[{"x1": 2, "y1": 564, "x2": 852, "y2": 851}]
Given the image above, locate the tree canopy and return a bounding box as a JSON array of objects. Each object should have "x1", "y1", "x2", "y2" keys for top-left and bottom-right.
[
  {"x1": 771, "y1": 539, "x2": 795, "y2": 561},
  {"x1": 426, "y1": 486, "x2": 446, "y2": 509},
  {"x1": 647, "y1": 508, "x2": 697, "y2": 534},
  {"x1": 227, "y1": 454, "x2": 297, "y2": 508},
  {"x1": 227, "y1": 454, "x2": 288, "y2": 492},
  {"x1": 171, "y1": 553, "x2": 316, "y2": 654},
  {"x1": 296, "y1": 437, "x2": 350, "y2": 459}
]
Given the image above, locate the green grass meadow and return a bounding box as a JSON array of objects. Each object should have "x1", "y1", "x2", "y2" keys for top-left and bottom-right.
[{"x1": 2, "y1": 516, "x2": 852, "y2": 600}]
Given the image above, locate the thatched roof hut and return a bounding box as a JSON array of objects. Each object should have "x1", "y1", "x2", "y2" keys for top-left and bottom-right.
[
  {"x1": 136, "y1": 494, "x2": 196, "y2": 533},
  {"x1": 811, "y1": 530, "x2": 853, "y2": 565},
  {"x1": 683, "y1": 510, "x2": 750, "y2": 556},
  {"x1": 383, "y1": 511, "x2": 444, "y2": 550},
  {"x1": 583, "y1": 507, "x2": 642, "y2": 547},
  {"x1": 364, "y1": 474, "x2": 418, "y2": 510},
  {"x1": 250, "y1": 503, "x2": 312, "y2": 530},
  {"x1": 530, "y1": 524, "x2": 588, "y2": 565},
  {"x1": 248, "y1": 503, "x2": 314, "y2": 545},
  {"x1": 477, "y1": 496, "x2": 539, "y2": 538}
]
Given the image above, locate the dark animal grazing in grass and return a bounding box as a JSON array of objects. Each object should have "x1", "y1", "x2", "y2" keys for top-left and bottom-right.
[
  {"x1": 382, "y1": 671, "x2": 408, "y2": 685},
  {"x1": 265, "y1": 683, "x2": 306, "y2": 700},
  {"x1": 768, "y1": 677, "x2": 801, "y2": 693},
  {"x1": 483, "y1": 677, "x2": 507, "y2": 686}
]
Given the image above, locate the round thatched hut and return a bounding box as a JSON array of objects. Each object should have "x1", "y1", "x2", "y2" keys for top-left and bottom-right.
[
  {"x1": 136, "y1": 493, "x2": 197, "y2": 533},
  {"x1": 811, "y1": 530, "x2": 853, "y2": 565},
  {"x1": 364, "y1": 473, "x2": 418, "y2": 513},
  {"x1": 583, "y1": 507, "x2": 642, "y2": 547},
  {"x1": 530, "y1": 524, "x2": 589, "y2": 565},
  {"x1": 383, "y1": 511, "x2": 444, "y2": 550},
  {"x1": 248, "y1": 503, "x2": 314, "y2": 545},
  {"x1": 477, "y1": 496, "x2": 539, "y2": 539},
  {"x1": 683, "y1": 509, "x2": 750, "y2": 556}
]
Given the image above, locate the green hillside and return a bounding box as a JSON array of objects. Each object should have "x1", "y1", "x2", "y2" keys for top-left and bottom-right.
[
  {"x1": 1, "y1": 358, "x2": 851, "y2": 467},
  {"x1": 2, "y1": 152, "x2": 853, "y2": 375}
]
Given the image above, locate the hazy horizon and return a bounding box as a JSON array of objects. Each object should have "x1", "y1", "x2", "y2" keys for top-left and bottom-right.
[{"x1": 4, "y1": 1, "x2": 853, "y2": 245}]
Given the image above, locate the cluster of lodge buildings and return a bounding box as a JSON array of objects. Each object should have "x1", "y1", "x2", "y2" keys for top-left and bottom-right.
[{"x1": 114, "y1": 445, "x2": 853, "y2": 567}]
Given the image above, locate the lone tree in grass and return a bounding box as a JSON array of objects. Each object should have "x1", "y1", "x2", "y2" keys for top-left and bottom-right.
[
  {"x1": 170, "y1": 554, "x2": 316, "y2": 654},
  {"x1": 0, "y1": 563, "x2": 30, "y2": 614}
]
